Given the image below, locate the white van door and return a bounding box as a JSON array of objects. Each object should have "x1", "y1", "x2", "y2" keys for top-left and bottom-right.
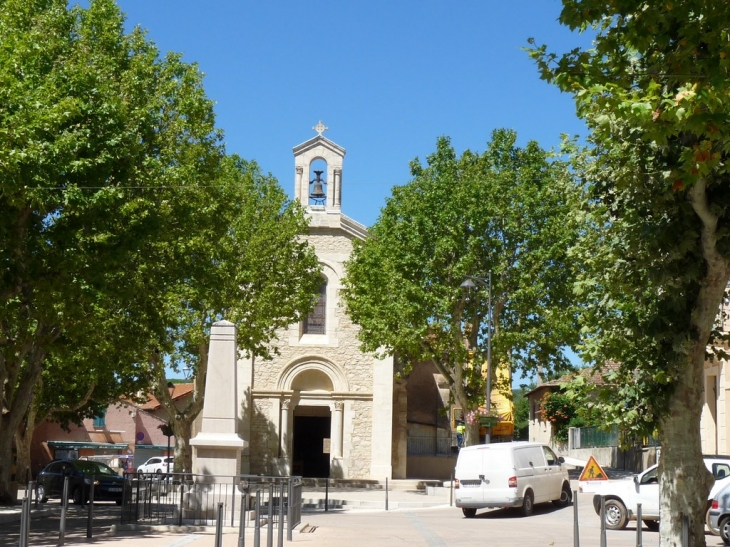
[
  {"x1": 514, "y1": 447, "x2": 546, "y2": 501},
  {"x1": 541, "y1": 445, "x2": 563, "y2": 500},
  {"x1": 455, "y1": 447, "x2": 485, "y2": 504}
]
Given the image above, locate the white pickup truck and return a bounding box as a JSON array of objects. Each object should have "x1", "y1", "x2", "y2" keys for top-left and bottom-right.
[{"x1": 584, "y1": 456, "x2": 730, "y2": 532}]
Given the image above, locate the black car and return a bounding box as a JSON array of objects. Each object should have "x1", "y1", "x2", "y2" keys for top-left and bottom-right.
[{"x1": 36, "y1": 459, "x2": 124, "y2": 505}]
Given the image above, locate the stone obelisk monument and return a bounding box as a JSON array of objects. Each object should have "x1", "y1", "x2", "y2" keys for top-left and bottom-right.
[{"x1": 191, "y1": 320, "x2": 245, "y2": 478}]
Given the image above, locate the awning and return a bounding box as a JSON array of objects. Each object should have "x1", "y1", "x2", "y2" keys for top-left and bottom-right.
[
  {"x1": 46, "y1": 441, "x2": 128, "y2": 451},
  {"x1": 134, "y1": 445, "x2": 171, "y2": 451}
]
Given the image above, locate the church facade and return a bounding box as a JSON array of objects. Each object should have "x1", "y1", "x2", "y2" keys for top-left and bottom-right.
[{"x1": 236, "y1": 124, "x2": 406, "y2": 480}]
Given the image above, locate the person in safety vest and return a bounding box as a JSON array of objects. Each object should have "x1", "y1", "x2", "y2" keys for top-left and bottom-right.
[{"x1": 456, "y1": 421, "x2": 465, "y2": 448}]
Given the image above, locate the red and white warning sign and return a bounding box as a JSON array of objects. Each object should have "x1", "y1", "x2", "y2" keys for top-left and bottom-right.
[{"x1": 578, "y1": 455, "x2": 608, "y2": 481}]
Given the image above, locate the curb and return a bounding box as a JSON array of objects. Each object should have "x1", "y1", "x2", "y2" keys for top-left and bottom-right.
[{"x1": 0, "y1": 507, "x2": 51, "y2": 526}]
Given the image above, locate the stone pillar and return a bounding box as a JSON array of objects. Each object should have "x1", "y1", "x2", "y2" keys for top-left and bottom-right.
[
  {"x1": 391, "y1": 378, "x2": 408, "y2": 479},
  {"x1": 295, "y1": 166, "x2": 305, "y2": 205},
  {"x1": 370, "y1": 355, "x2": 394, "y2": 479},
  {"x1": 331, "y1": 401, "x2": 343, "y2": 458},
  {"x1": 191, "y1": 320, "x2": 245, "y2": 479},
  {"x1": 334, "y1": 168, "x2": 342, "y2": 208},
  {"x1": 280, "y1": 399, "x2": 291, "y2": 458}
]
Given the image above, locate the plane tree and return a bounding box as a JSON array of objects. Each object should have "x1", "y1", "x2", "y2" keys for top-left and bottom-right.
[
  {"x1": 341, "y1": 129, "x2": 580, "y2": 446},
  {"x1": 144, "y1": 155, "x2": 321, "y2": 473},
  {"x1": 13, "y1": 316, "x2": 150, "y2": 484},
  {"x1": 0, "y1": 0, "x2": 224, "y2": 502},
  {"x1": 528, "y1": 2, "x2": 730, "y2": 544},
  {"x1": 0, "y1": 0, "x2": 320, "y2": 501}
]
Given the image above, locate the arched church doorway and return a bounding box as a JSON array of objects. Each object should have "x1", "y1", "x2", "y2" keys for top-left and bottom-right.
[{"x1": 292, "y1": 406, "x2": 331, "y2": 478}]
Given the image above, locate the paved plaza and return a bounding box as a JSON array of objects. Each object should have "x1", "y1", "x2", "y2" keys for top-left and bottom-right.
[{"x1": 2, "y1": 486, "x2": 717, "y2": 547}]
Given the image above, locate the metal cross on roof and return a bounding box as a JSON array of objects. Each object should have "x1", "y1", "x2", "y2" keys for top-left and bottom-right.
[{"x1": 313, "y1": 120, "x2": 328, "y2": 136}]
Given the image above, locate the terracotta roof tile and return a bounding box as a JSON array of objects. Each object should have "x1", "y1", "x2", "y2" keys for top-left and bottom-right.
[
  {"x1": 526, "y1": 362, "x2": 620, "y2": 397},
  {"x1": 139, "y1": 383, "x2": 194, "y2": 410}
]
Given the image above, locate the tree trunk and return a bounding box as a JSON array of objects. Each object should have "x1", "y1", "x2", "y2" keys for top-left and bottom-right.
[
  {"x1": 173, "y1": 416, "x2": 195, "y2": 473},
  {"x1": 464, "y1": 422, "x2": 480, "y2": 446},
  {"x1": 0, "y1": 351, "x2": 44, "y2": 505},
  {"x1": 659, "y1": 349, "x2": 713, "y2": 547},
  {"x1": 0, "y1": 419, "x2": 17, "y2": 505},
  {"x1": 13, "y1": 403, "x2": 38, "y2": 488},
  {"x1": 659, "y1": 180, "x2": 730, "y2": 546}
]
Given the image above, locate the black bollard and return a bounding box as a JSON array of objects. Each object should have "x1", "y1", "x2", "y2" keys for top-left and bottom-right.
[
  {"x1": 287, "y1": 479, "x2": 294, "y2": 542},
  {"x1": 86, "y1": 475, "x2": 95, "y2": 539},
  {"x1": 267, "y1": 483, "x2": 274, "y2": 547},
  {"x1": 19, "y1": 497, "x2": 28, "y2": 547},
  {"x1": 26, "y1": 481, "x2": 33, "y2": 540},
  {"x1": 254, "y1": 490, "x2": 261, "y2": 547},
  {"x1": 572, "y1": 489, "x2": 579, "y2": 547},
  {"x1": 278, "y1": 482, "x2": 285, "y2": 547},
  {"x1": 385, "y1": 478, "x2": 389, "y2": 511},
  {"x1": 59, "y1": 476, "x2": 69, "y2": 545},
  {"x1": 238, "y1": 491, "x2": 247, "y2": 547},
  {"x1": 215, "y1": 502, "x2": 224, "y2": 547},
  {"x1": 450, "y1": 470, "x2": 454, "y2": 507}
]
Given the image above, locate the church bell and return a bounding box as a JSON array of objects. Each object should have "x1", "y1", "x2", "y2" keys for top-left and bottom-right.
[{"x1": 310, "y1": 170, "x2": 326, "y2": 202}]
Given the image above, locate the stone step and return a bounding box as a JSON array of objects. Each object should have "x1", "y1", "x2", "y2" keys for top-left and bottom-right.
[
  {"x1": 301, "y1": 478, "x2": 443, "y2": 491},
  {"x1": 300, "y1": 498, "x2": 447, "y2": 511}
]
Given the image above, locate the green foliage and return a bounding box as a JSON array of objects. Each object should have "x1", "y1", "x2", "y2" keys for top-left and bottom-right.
[
  {"x1": 512, "y1": 386, "x2": 532, "y2": 441},
  {"x1": 342, "y1": 129, "x2": 581, "y2": 442},
  {"x1": 540, "y1": 391, "x2": 575, "y2": 442},
  {"x1": 540, "y1": 387, "x2": 600, "y2": 443},
  {"x1": 528, "y1": 2, "x2": 730, "y2": 541},
  {"x1": 143, "y1": 154, "x2": 321, "y2": 472},
  {"x1": 527, "y1": 0, "x2": 730, "y2": 438},
  {"x1": 0, "y1": 0, "x2": 320, "y2": 494}
]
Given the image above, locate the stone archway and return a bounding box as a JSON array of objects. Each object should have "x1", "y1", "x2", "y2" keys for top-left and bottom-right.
[
  {"x1": 277, "y1": 357, "x2": 348, "y2": 393},
  {"x1": 277, "y1": 358, "x2": 347, "y2": 477}
]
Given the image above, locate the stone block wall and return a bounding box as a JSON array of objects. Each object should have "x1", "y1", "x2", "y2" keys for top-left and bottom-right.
[
  {"x1": 347, "y1": 400, "x2": 373, "y2": 478},
  {"x1": 242, "y1": 213, "x2": 389, "y2": 480},
  {"x1": 249, "y1": 399, "x2": 274, "y2": 475}
]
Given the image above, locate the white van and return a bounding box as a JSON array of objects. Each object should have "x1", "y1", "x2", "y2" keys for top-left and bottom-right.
[{"x1": 454, "y1": 441, "x2": 572, "y2": 518}]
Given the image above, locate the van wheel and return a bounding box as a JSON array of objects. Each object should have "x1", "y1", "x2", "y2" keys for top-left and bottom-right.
[
  {"x1": 553, "y1": 483, "x2": 572, "y2": 507},
  {"x1": 643, "y1": 520, "x2": 659, "y2": 531},
  {"x1": 462, "y1": 508, "x2": 477, "y2": 518},
  {"x1": 521, "y1": 490, "x2": 534, "y2": 517},
  {"x1": 604, "y1": 499, "x2": 628, "y2": 530}
]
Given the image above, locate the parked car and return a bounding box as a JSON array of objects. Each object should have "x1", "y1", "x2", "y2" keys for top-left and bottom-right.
[
  {"x1": 454, "y1": 441, "x2": 572, "y2": 518},
  {"x1": 709, "y1": 481, "x2": 730, "y2": 544},
  {"x1": 137, "y1": 456, "x2": 174, "y2": 476},
  {"x1": 588, "y1": 455, "x2": 730, "y2": 532},
  {"x1": 36, "y1": 459, "x2": 124, "y2": 505}
]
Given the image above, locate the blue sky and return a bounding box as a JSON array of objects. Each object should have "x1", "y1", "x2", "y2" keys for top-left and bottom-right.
[
  {"x1": 109, "y1": 1, "x2": 591, "y2": 383},
  {"x1": 111, "y1": 0, "x2": 592, "y2": 228}
]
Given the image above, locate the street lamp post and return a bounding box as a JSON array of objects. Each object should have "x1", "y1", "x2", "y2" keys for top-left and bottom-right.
[
  {"x1": 460, "y1": 271, "x2": 493, "y2": 443},
  {"x1": 166, "y1": 382, "x2": 175, "y2": 474}
]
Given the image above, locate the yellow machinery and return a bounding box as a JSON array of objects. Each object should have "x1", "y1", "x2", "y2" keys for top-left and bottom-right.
[{"x1": 452, "y1": 358, "x2": 515, "y2": 440}]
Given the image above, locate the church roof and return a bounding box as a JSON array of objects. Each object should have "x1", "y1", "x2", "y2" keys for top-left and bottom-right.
[
  {"x1": 293, "y1": 135, "x2": 346, "y2": 157},
  {"x1": 306, "y1": 209, "x2": 368, "y2": 240}
]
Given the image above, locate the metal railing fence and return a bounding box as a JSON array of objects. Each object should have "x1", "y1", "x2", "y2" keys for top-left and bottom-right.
[
  {"x1": 120, "y1": 472, "x2": 302, "y2": 533},
  {"x1": 407, "y1": 436, "x2": 455, "y2": 456},
  {"x1": 570, "y1": 426, "x2": 620, "y2": 449}
]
